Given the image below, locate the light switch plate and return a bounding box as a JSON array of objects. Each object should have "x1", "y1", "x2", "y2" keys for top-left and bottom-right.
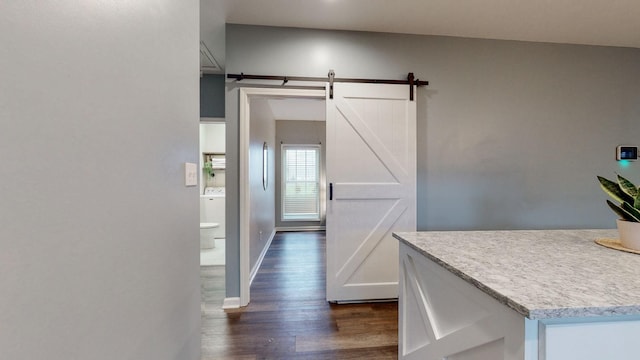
[{"x1": 185, "y1": 162, "x2": 197, "y2": 186}]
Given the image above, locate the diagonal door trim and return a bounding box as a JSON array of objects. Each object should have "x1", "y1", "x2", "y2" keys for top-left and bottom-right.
[
  {"x1": 335, "y1": 96, "x2": 410, "y2": 183},
  {"x1": 335, "y1": 199, "x2": 407, "y2": 285},
  {"x1": 326, "y1": 82, "x2": 416, "y2": 302}
]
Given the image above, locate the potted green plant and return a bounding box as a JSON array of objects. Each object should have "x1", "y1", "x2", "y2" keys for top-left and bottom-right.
[
  {"x1": 597, "y1": 174, "x2": 640, "y2": 250},
  {"x1": 203, "y1": 162, "x2": 215, "y2": 177}
]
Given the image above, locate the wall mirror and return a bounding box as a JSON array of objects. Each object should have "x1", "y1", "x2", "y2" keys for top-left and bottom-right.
[{"x1": 263, "y1": 142, "x2": 268, "y2": 190}]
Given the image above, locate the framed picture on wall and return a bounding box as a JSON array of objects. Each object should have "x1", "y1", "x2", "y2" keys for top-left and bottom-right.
[{"x1": 263, "y1": 142, "x2": 268, "y2": 191}]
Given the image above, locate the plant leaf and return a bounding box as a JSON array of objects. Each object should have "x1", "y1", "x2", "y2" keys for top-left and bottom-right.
[
  {"x1": 617, "y1": 174, "x2": 638, "y2": 198},
  {"x1": 598, "y1": 176, "x2": 633, "y2": 204},
  {"x1": 622, "y1": 202, "x2": 640, "y2": 222},
  {"x1": 606, "y1": 200, "x2": 639, "y2": 222}
]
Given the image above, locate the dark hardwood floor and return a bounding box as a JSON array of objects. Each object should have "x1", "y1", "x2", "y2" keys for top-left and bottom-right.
[{"x1": 201, "y1": 231, "x2": 398, "y2": 359}]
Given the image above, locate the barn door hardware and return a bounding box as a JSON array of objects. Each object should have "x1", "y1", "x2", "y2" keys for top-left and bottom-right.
[
  {"x1": 227, "y1": 70, "x2": 428, "y2": 101},
  {"x1": 328, "y1": 69, "x2": 335, "y2": 99}
]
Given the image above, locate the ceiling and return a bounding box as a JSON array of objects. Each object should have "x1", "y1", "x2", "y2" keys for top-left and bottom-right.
[{"x1": 202, "y1": 0, "x2": 640, "y2": 71}]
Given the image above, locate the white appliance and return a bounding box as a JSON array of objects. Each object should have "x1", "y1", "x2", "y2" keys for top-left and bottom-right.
[{"x1": 200, "y1": 187, "x2": 225, "y2": 239}]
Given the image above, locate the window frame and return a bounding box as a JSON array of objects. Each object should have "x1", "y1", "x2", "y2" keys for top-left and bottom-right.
[{"x1": 280, "y1": 144, "x2": 322, "y2": 222}]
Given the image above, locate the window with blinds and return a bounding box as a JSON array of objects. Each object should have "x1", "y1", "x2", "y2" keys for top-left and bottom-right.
[{"x1": 282, "y1": 145, "x2": 321, "y2": 221}]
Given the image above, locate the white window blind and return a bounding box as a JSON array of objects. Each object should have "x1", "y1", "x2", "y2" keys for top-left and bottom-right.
[{"x1": 282, "y1": 145, "x2": 320, "y2": 221}]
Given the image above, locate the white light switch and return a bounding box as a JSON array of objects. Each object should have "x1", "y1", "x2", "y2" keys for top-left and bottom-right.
[{"x1": 185, "y1": 162, "x2": 197, "y2": 186}]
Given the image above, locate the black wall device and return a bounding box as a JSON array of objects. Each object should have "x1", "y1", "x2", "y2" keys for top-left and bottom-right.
[{"x1": 617, "y1": 145, "x2": 638, "y2": 161}]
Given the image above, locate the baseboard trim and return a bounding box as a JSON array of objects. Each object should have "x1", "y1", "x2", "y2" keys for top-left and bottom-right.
[
  {"x1": 333, "y1": 298, "x2": 399, "y2": 304},
  {"x1": 275, "y1": 226, "x2": 326, "y2": 232},
  {"x1": 222, "y1": 297, "x2": 241, "y2": 309},
  {"x1": 249, "y1": 228, "x2": 276, "y2": 286}
]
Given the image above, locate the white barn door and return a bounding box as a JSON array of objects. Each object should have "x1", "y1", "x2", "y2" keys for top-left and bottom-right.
[{"x1": 326, "y1": 83, "x2": 417, "y2": 302}]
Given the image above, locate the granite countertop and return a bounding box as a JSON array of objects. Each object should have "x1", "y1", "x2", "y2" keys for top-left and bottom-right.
[{"x1": 393, "y1": 229, "x2": 640, "y2": 320}]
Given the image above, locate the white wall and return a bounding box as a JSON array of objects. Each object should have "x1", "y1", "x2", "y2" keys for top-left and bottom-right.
[
  {"x1": 199, "y1": 123, "x2": 226, "y2": 192},
  {"x1": 0, "y1": 2, "x2": 200, "y2": 359},
  {"x1": 249, "y1": 98, "x2": 276, "y2": 271},
  {"x1": 201, "y1": 123, "x2": 226, "y2": 153}
]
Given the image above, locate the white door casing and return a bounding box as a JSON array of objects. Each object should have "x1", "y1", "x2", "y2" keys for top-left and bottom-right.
[
  {"x1": 238, "y1": 87, "x2": 326, "y2": 307},
  {"x1": 326, "y1": 83, "x2": 417, "y2": 302}
]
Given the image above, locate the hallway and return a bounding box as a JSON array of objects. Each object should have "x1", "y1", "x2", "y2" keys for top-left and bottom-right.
[{"x1": 200, "y1": 231, "x2": 398, "y2": 359}]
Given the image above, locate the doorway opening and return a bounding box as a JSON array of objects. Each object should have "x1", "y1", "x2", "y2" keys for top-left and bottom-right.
[
  {"x1": 236, "y1": 82, "x2": 417, "y2": 309},
  {"x1": 239, "y1": 87, "x2": 326, "y2": 306},
  {"x1": 200, "y1": 119, "x2": 226, "y2": 267}
]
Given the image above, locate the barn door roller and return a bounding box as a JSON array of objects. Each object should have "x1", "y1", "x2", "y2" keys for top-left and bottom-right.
[{"x1": 328, "y1": 69, "x2": 335, "y2": 100}]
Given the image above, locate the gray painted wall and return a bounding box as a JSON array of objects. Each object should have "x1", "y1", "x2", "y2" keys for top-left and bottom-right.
[
  {"x1": 275, "y1": 120, "x2": 327, "y2": 228},
  {"x1": 0, "y1": 2, "x2": 201, "y2": 359},
  {"x1": 224, "y1": 24, "x2": 640, "y2": 297},
  {"x1": 200, "y1": 74, "x2": 225, "y2": 118},
  {"x1": 249, "y1": 98, "x2": 276, "y2": 271}
]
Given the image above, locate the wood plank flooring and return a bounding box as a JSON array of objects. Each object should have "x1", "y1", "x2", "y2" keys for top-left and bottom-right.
[{"x1": 201, "y1": 231, "x2": 398, "y2": 359}]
